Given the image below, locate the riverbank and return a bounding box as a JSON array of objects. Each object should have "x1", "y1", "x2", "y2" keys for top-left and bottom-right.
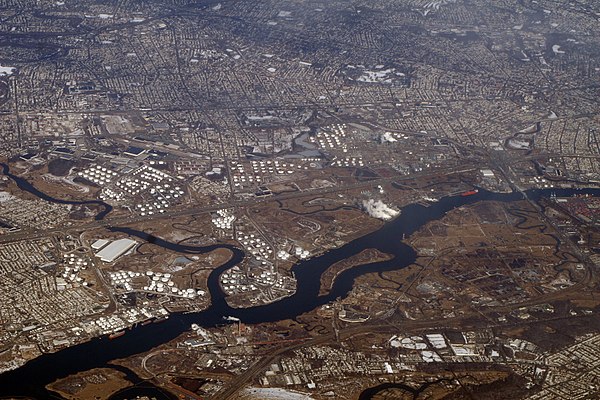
[{"x1": 1, "y1": 160, "x2": 600, "y2": 397}]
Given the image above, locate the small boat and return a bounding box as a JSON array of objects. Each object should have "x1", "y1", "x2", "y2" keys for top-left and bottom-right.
[{"x1": 461, "y1": 189, "x2": 479, "y2": 196}]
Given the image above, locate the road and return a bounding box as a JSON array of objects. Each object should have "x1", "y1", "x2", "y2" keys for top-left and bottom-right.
[
  {"x1": 208, "y1": 155, "x2": 600, "y2": 399},
  {"x1": 210, "y1": 293, "x2": 600, "y2": 400},
  {"x1": 9, "y1": 159, "x2": 589, "y2": 399},
  {"x1": 0, "y1": 165, "x2": 477, "y2": 244},
  {"x1": 491, "y1": 150, "x2": 598, "y2": 287}
]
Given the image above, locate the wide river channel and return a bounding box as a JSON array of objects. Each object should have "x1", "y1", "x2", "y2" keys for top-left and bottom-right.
[{"x1": 1, "y1": 162, "x2": 599, "y2": 398}]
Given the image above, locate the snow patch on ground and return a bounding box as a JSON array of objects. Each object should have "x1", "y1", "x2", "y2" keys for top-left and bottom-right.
[
  {"x1": 0, "y1": 65, "x2": 16, "y2": 76},
  {"x1": 552, "y1": 44, "x2": 565, "y2": 54},
  {"x1": 357, "y1": 68, "x2": 404, "y2": 84},
  {"x1": 0, "y1": 191, "x2": 15, "y2": 203},
  {"x1": 381, "y1": 132, "x2": 397, "y2": 143}
]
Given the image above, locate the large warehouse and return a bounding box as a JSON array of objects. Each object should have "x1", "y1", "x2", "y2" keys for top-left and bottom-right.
[{"x1": 94, "y1": 238, "x2": 137, "y2": 263}]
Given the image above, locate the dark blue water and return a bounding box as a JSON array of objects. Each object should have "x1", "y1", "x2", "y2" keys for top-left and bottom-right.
[{"x1": 1, "y1": 162, "x2": 599, "y2": 398}]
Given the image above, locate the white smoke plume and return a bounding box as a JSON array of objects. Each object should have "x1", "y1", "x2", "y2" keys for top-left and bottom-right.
[{"x1": 362, "y1": 199, "x2": 399, "y2": 220}]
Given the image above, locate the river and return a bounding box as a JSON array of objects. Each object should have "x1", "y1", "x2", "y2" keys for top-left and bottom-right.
[
  {"x1": 1, "y1": 162, "x2": 599, "y2": 398},
  {"x1": 0, "y1": 162, "x2": 113, "y2": 220}
]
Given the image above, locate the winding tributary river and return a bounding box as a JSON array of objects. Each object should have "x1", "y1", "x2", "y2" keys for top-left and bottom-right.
[{"x1": 1, "y1": 162, "x2": 599, "y2": 398}]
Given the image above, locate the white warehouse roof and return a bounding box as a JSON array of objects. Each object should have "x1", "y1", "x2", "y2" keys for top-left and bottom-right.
[
  {"x1": 95, "y1": 239, "x2": 137, "y2": 263},
  {"x1": 91, "y1": 239, "x2": 109, "y2": 250}
]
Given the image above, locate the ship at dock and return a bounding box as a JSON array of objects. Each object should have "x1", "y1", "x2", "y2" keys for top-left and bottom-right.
[
  {"x1": 108, "y1": 330, "x2": 126, "y2": 340},
  {"x1": 461, "y1": 189, "x2": 479, "y2": 196}
]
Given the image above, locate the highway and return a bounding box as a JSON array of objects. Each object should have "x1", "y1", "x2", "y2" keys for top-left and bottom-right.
[
  {"x1": 9, "y1": 160, "x2": 589, "y2": 400},
  {"x1": 0, "y1": 165, "x2": 477, "y2": 244},
  {"x1": 491, "y1": 151, "x2": 598, "y2": 287},
  {"x1": 210, "y1": 290, "x2": 600, "y2": 400},
  {"x1": 208, "y1": 156, "x2": 600, "y2": 399}
]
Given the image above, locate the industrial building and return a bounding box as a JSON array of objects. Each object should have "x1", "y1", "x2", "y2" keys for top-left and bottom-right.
[
  {"x1": 91, "y1": 239, "x2": 109, "y2": 250},
  {"x1": 94, "y1": 238, "x2": 137, "y2": 263}
]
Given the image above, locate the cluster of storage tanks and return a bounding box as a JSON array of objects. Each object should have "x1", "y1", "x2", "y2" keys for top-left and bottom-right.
[
  {"x1": 144, "y1": 271, "x2": 204, "y2": 298},
  {"x1": 78, "y1": 165, "x2": 117, "y2": 185},
  {"x1": 60, "y1": 253, "x2": 89, "y2": 286},
  {"x1": 107, "y1": 269, "x2": 205, "y2": 298},
  {"x1": 212, "y1": 208, "x2": 235, "y2": 229}
]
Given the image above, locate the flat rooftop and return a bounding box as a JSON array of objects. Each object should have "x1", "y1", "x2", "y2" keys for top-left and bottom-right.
[{"x1": 95, "y1": 238, "x2": 137, "y2": 263}]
